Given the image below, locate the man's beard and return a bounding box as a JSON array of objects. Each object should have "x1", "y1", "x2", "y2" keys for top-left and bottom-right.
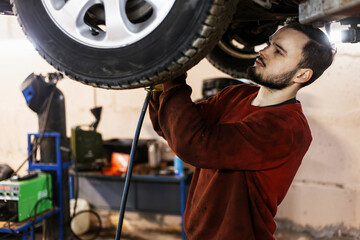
[{"x1": 247, "y1": 65, "x2": 299, "y2": 90}]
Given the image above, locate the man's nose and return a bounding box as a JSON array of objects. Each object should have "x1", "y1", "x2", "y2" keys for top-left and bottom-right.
[
  {"x1": 259, "y1": 44, "x2": 270, "y2": 59},
  {"x1": 259, "y1": 48, "x2": 266, "y2": 59}
]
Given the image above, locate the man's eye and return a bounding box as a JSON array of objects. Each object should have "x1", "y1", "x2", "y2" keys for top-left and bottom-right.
[
  {"x1": 275, "y1": 49, "x2": 283, "y2": 55},
  {"x1": 266, "y1": 41, "x2": 283, "y2": 55}
]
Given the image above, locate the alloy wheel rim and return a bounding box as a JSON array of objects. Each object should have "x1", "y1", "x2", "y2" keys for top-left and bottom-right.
[{"x1": 41, "y1": 0, "x2": 176, "y2": 48}]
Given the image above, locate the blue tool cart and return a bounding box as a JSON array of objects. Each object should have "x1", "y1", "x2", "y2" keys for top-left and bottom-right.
[{"x1": 0, "y1": 132, "x2": 71, "y2": 240}]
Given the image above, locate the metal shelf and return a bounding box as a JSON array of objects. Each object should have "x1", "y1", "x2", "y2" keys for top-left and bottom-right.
[{"x1": 0, "y1": 132, "x2": 71, "y2": 240}]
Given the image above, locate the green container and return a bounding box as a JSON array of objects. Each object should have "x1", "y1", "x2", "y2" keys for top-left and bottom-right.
[{"x1": 70, "y1": 126, "x2": 103, "y2": 169}]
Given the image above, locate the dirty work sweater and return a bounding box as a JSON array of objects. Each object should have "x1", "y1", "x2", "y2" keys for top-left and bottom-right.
[{"x1": 149, "y1": 75, "x2": 312, "y2": 240}]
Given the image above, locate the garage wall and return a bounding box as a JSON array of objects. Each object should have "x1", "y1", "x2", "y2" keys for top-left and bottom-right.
[
  {"x1": 276, "y1": 42, "x2": 360, "y2": 236},
  {"x1": 1, "y1": 16, "x2": 360, "y2": 235}
]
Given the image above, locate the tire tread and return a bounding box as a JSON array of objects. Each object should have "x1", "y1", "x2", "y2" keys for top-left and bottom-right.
[{"x1": 12, "y1": 0, "x2": 239, "y2": 89}]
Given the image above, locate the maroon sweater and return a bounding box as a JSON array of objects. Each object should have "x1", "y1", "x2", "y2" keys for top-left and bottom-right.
[{"x1": 149, "y1": 76, "x2": 312, "y2": 240}]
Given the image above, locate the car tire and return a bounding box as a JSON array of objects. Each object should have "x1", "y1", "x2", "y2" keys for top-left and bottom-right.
[
  {"x1": 206, "y1": 21, "x2": 278, "y2": 78},
  {"x1": 206, "y1": 43, "x2": 258, "y2": 78},
  {"x1": 12, "y1": 0, "x2": 239, "y2": 89}
]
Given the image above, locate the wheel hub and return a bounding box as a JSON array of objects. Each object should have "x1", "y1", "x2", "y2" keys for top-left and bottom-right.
[{"x1": 41, "y1": 0, "x2": 175, "y2": 48}]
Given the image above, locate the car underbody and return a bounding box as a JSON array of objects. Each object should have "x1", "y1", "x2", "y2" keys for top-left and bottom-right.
[{"x1": 1, "y1": 0, "x2": 360, "y2": 89}]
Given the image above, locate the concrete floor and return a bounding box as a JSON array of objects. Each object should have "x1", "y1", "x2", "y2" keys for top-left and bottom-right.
[
  {"x1": 75, "y1": 212, "x2": 357, "y2": 240},
  {"x1": 20, "y1": 211, "x2": 356, "y2": 239},
  {"x1": 79, "y1": 227, "x2": 356, "y2": 240},
  {"x1": 23, "y1": 225, "x2": 357, "y2": 240}
]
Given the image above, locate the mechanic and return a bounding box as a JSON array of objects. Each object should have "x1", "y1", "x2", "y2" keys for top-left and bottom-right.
[{"x1": 149, "y1": 21, "x2": 335, "y2": 240}]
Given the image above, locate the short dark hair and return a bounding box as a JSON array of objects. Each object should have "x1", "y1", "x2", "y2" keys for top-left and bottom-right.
[{"x1": 283, "y1": 21, "x2": 336, "y2": 87}]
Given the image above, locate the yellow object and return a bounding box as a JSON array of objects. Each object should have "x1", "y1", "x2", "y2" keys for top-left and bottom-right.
[{"x1": 152, "y1": 83, "x2": 163, "y2": 91}]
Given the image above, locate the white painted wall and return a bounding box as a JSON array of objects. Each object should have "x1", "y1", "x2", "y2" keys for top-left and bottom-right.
[
  {"x1": 277, "y1": 43, "x2": 360, "y2": 233},
  {"x1": 1, "y1": 15, "x2": 360, "y2": 233}
]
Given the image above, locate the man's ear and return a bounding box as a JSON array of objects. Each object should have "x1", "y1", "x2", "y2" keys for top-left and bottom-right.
[{"x1": 294, "y1": 68, "x2": 313, "y2": 84}]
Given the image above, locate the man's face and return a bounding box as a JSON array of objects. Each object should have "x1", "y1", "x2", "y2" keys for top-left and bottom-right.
[{"x1": 247, "y1": 27, "x2": 310, "y2": 90}]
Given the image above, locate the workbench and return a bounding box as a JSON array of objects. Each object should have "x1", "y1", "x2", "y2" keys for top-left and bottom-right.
[
  {"x1": 70, "y1": 171, "x2": 192, "y2": 239},
  {"x1": 71, "y1": 171, "x2": 191, "y2": 213}
]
